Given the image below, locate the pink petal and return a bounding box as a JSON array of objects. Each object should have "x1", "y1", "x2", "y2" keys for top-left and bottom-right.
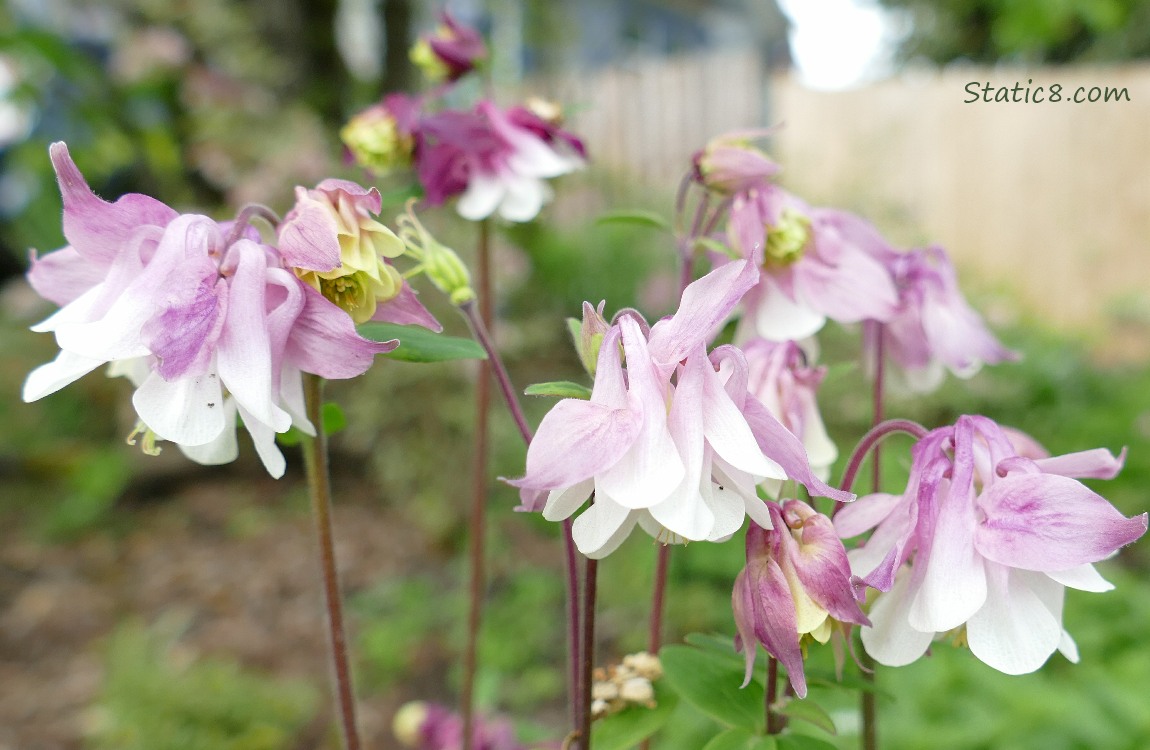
[
  {"x1": 370, "y1": 281, "x2": 443, "y2": 332},
  {"x1": 833, "y1": 492, "x2": 904, "y2": 539},
  {"x1": 286, "y1": 283, "x2": 398, "y2": 379},
  {"x1": 510, "y1": 399, "x2": 640, "y2": 491},
  {"x1": 1033, "y1": 447, "x2": 1126, "y2": 480},
  {"x1": 27, "y1": 246, "x2": 107, "y2": 306},
  {"x1": 50, "y1": 142, "x2": 178, "y2": 265},
  {"x1": 276, "y1": 188, "x2": 343, "y2": 271},
  {"x1": 742, "y1": 396, "x2": 854, "y2": 503},
  {"x1": 974, "y1": 473, "x2": 1148, "y2": 571}
]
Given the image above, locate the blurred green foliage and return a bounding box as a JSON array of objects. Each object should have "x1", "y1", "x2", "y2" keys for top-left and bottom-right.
[
  {"x1": 88, "y1": 619, "x2": 317, "y2": 750},
  {"x1": 879, "y1": 0, "x2": 1150, "y2": 63}
]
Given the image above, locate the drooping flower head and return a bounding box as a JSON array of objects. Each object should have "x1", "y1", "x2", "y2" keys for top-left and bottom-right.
[
  {"x1": 692, "y1": 129, "x2": 780, "y2": 195},
  {"x1": 742, "y1": 338, "x2": 837, "y2": 482},
  {"x1": 729, "y1": 188, "x2": 899, "y2": 342},
  {"x1": 507, "y1": 260, "x2": 853, "y2": 558},
  {"x1": 409, "y1": 11, "x2": 487, "y2": 84},
  {"x1": 419, "y1": 99, "x2": 585, "y2": 222},
  {"x1": 23, "y1": 143, "x2": 412, "y2": 477},
  {"x1": 393, "y1": 701, "x2": 523, "y2": 750},
  {"x1": 862, "y1": 245, "x2": 1017, "y2": 393},
  {"x1": 834, "y1": 416, "x2": 1146, "y2": 674},
  {"x1": 340, "y1": 93, "x2": 421, "y2": 176},
  {"x1": 733, "y1": 499, "x2": 869, "y2": 698}
]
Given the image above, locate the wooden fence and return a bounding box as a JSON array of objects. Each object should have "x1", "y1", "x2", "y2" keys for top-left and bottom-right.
[{"x1": 538, "y1": 53, "x2": 1150, "y2": 335}]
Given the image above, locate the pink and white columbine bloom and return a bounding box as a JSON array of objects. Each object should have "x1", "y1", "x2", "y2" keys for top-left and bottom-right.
[
  {"x1": 729, "y1": 188, "x2": 898, "y2": 342},
  {"x1": 508, "y1": 260, "x2": 852, "y2": 558},
  {"x1": 419, "y1": 100, "x2": 584, "y2": 222},
  {"x1": 23, "y1": 143, "x2": 400, "y2": 477},
  {"x1": 733, "y1": 500, "x2": 870, "y2": 698},
  {"x1": 742, "y1": 338, "x2": 836, "y2": 482},
  {"x1": 834, "y1": 415, "x2": 1146, "y2": 674},
  {"x1": 862, "y1": 245, "x2": 1016, "y2": 392}
]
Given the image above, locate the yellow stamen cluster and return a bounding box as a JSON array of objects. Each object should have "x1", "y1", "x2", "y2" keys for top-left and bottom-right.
[
  {"x1": 765, "y1": 209, "x2": 812, "y2": 268},
  {"x1": 340, "y1": 108, "x2": 413, "y2": 175}
]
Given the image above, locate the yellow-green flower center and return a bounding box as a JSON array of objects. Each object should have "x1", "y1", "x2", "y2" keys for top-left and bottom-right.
[
  {"x1": 409, "y1": 37, "x2": 450, "y2": 82},
  {"x1": 764, "y1": 209, "x2": 811, "y2": 268},
  {"x1": 340, "y1": 112, "x2": 412, "y2": 175}
]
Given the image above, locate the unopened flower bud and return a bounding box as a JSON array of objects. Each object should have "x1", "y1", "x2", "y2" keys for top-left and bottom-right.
[
  {"x1": 693, "y1": 130, "x2": 779, "y2": 195},
  {"x1": 341, "y1": 95, "x2": 418, "y2": 174},
  {"x1": 569, "y1": 300, "x2": 609, "y2": 376},
  {"x1": 411, "y1": 11, "x2": 487, "y2": 83},
  {"x1": 396, "y1": 202, "x2": 476, "y2": 306}
]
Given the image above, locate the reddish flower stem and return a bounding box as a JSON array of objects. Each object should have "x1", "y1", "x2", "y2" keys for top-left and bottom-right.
[
  {"x1": 461, "y1": 219, "x2": 493, "y2": 750},
  {"x1": 225, "y1": 203, "x2": 281, "y2": 246},
  {"x1": 302, "y1": 374, "x2": 361, "y2": 750},
  {"x1": 579, "y1": 556, "x2": 599, "y2": 750},
  {"x1": 766, "y1": 657, "x2": 783, "y2": 735},
  {"x1": 838, "y1": 420, "x2": 929, "y2": 496}
]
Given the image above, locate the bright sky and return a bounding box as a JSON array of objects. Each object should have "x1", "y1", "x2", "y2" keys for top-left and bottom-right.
[{"x1": 776, "y1": 0, "x2": 901, "y2": 90}]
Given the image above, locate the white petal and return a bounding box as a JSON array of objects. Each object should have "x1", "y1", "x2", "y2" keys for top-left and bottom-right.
[
  {"x1": 648, "y1": 481, "x2": 713, "y2": 541},
  {"x1": 1046, "y1": 563, "x2": 1114, "y2": 592},
  {"x1": 966, "y1": 567, "x2": 1062, "y2": 675},
  {"x1": 753, "y1": 276, "x2": 826, "y2": 342},
  {"x1": 132, "y1": 370, "x2": 225, "y2": 446},
  {"x1": 542, "y1": 479, "x2": 594, "y2": 522},
  {"x1": 860, "y1": 568, "x2": 934, "y2": 667},
  {"x1": 237, "y1": 403, "x2": 287, "y2": 478},
  {"x1": 572, "y1": 498, "x2": 638, "y2": 558},
  {"x1": 497, "y1": 176, "x2": 549, "y2": 222},
  {"x1": 704, "y1": 481, "x2": 745, "y2": 541},
  {"x1": 22, "y1": 349, "x2": 105, "y2": 401},
  {"x1": 456, "y1": 173, "x2": 504, "y2": 221},
  {"x1": 179, "y1": 399, "x2": 239, "y2": 466}
]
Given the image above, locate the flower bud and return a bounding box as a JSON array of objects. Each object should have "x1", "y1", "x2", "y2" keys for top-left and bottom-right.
[
  {"x1": 693, "y1": 130, "x2": 779, "y2": 195},
  {"x1": 395, "y1": 202, "x2": 476, "y2": 306},
  {"x1": 410, "y1": 11, "x2": 487, "y2": 83},
  {"x1": 568, "y1": 300, "x2": 610, "y2": 376},
  {"x1": 341, "y1": 94, "x2": 418, "y2": 174}
]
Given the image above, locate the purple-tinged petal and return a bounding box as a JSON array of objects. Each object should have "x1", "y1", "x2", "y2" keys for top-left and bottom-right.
[
  {"x1": 745, "y1": 537, "x2": 808, "y2": 697},
  {"x1": 216, "y1": 240, "x2": 291, "y2": 433},
  {"x1": 647, "y1": 260, "x2": 759, "y2": 370},
  {"x1": 833, "y1": 492, "x2": 904, "y2": 539},
  {"x1": 145, "y1": 276, "x2": 226, "y2": 380},
  {"x1": 510, "y1": 399, "x2": 640, "y2": 491},
  {"x1": 50, "y1": 142, "x2": 178, "y2": 264},
  {"x1": 742, "y1": 396, "x2": 854, "y2": 503},
  {"x1": 651, "y1": 353, "x2": 712, "y2": 539},
  {"x1": 1034, "y1": 447, "x2": 1126, "y2": 480},
  {"x1": 596, "y1": 317, "x2": 684, "y2": 508},
  {"x1": 369, "y1": 280, "x2": 443, "y2": 332},
  {"x1": 697, "y1": 346, "x2": 785, "y2": 479},
  {"x1": 974, "y1": 473, "x2": 1147, "y2": 571},
  {"x1": 782, "y1": 501, "x2": 870, "y2": 627},
  {"x1": 286, "y1": 283, "x2": 398, "y2": 380},
  {"x1": 27, "y1": 247, "x2": 107, "y2": 307},
  {"x1": 965, "y1": 566, "x2": 1063, "y2": 675},
  {"x1": 276, "y1": 187, "x2": 343, "y2": 271}
]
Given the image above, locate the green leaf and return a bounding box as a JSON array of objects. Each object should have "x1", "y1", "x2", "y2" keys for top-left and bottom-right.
[
  {"x1": 660, "y1": 644, "x2": 764, "y2": 733},
  {"x1": 591, "y1": 681, "x2": 679, "y2": 750},
  {"x1": 776, "y1": 734, "x2": 839, "y2": 750},
  {"x1": 276, "y1": 401, "x2": 348, "y2": 446},
  {"x1": 595, "y1": 209, "x2": 671, "y2": 232},
  {"x1": 775, "y1": 697, "x2": 836, "y2": 735},
  {"x1": 702, "y1": 728, "x2": 778, "y2": 750},
  {"x1": 683, "y1": 633, "x2": 746, "y2": 667},
  {"x1": 524, "y1": 381, "x2": 592, "y2": 399},
  {"x1": 357, "y1": 323, "x2": 487, "y2": 363}
]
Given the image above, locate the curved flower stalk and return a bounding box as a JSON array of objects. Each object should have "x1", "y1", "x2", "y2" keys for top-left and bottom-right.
[
  {"x1": 23, "y1": 142, "x2": 415, "y2": 477},
  {"x1": 862, "y1": 245, "x2": 1017, "y2": 393},
  {"x1": 742, "y1": 338, "x2": 837, "y2": 482},
  {"x1": 734, "y1": 499, "x2": 869, "y2": 698},
  {"x1": 507, "y1": 260, "x2": 853, "y2": 558},
  {"x1": 727, "y1": 190, "x2": 899, "y2": 343},
  {"x1": 834, "y1": 415, "x2": 1146, "y2": 674}
]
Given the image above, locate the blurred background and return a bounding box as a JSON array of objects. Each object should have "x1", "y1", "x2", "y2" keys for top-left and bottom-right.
[{"x1": 1, "y1": 1, "x2": 1148, "y2": 748}]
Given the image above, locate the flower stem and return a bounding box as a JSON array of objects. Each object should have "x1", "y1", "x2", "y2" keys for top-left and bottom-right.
[
  {"x1": 766, "y1": 657, "x2": 783, "y2": 734},
  {"x1": 579, "y1": 556, "x2": 599, "y2": 750},
  {"x1": 225, "y1": 203, "x2": 281, "y2": 246},
  {"x1": 859, "y1": 325, "x2": 886, "y2": 750},
  {"x1": 647, "y1": 544, "x2": 670, "y2": 653},
  {"x1": 461, "y1": 218, "x2": 493, "y2": 750},
  {"x1": 838, "y1": 419, "x2": 929, "y2": 496},
  {"x1": 458, "y1": 297, "x2": 583, "y2": 740},
  {"x1": 301, "y1": 374, "x2": 361, "y2": 750}
]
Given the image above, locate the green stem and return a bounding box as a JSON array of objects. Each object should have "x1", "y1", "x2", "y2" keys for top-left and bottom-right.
[{"x1": 302, "y1": 374, "x2": 361, "y2": 750}]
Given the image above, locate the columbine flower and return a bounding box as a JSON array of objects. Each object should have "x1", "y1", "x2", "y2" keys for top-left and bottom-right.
[
  {"x1": 279, "y1": 179, "x2": 439, "y2": 328},
  {"x1": 409, "y1": 11, "x2": 487, "y2": 83},
  {"x1": 419, "y1": 100, "x2": 584, "y2": 222},
  {"x1": 729, "y1": 189, "x2": 898, "y2": 342},
  {"x1": 862, "y1": 245, "x2": 1017, "y2": 392},
  {"x1": 834, "y1": 415, "x2": 1147, "y2": 674},
  {"x1": 507, "y1": 260, "x2": 852, "y2": 558},
  {"x1": 742, "y1": 338, "x2": 836, "y2": 482},
  {"x1": 340, "y1": 93, "x2": 420, "y2": 175},
  {"x1": 23, "y1": 142, "x2": 399, "y2": 477},
  {"x1": 733, "y1": 500, "x2": 869, "y2": 698},
  {"x1": 692, "y1": 130, "x2": 779, "y2": 195},
  {"x1": 393, "y1": 701, "x2": 523, "y2": 750}
]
